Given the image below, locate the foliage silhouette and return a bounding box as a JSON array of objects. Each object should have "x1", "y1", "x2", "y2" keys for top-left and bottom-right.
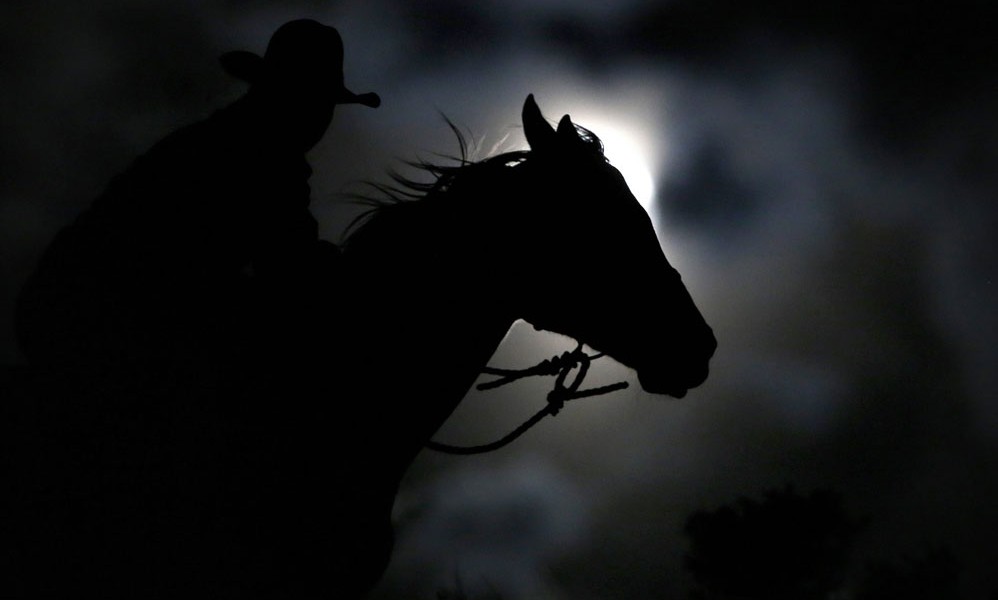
[
  {"x1": 3, "y1": 19, "x2": 715, "y2": 599},
  {"x1": 853, "y1": 546, "x2": 964, "y2": 600},
  {"x1": 683, "y1": 486, "x2": 866, "y2": 600}
]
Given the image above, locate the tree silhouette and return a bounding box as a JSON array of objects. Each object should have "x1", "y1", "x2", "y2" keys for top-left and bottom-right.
[
  {"x1": 683, "y1": 486, "x2": 866, "y2": 600},
  {"x1": 853, "y1": 546, "x2": 963, "y2": 600}
]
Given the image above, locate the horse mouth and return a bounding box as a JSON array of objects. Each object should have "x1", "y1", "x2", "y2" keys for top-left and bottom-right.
[
  {"x1": 636, "y1": 361, "x2": 708, "y2": 399},
  {"x1": 637, "y1": 371, "x2": 688, "y2": 398},
  {"x1": 633, "y1": 326, "x2": 716, "y2": 398}
]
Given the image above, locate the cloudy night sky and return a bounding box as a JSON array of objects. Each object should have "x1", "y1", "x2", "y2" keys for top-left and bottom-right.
[{"x1": 2, "y1": 1, "x2": 996, "y2": 598}]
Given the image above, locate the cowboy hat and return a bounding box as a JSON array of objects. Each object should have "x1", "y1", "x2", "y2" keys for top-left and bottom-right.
[{"x1": 220, "y1": 19, "x2": 380, "y2": 108}]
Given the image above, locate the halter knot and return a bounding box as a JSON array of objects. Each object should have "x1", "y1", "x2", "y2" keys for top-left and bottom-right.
[{"x1": 426, "y1": 341, "x2": 629, "y2": 455}]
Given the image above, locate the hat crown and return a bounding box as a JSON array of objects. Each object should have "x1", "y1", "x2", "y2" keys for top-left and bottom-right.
[
  {"x1": 260, "y1": 20, "x2": 344, "y2": 81},
  {"x1": 220, "y1": 19, "x2": 380, "y2": 108}
]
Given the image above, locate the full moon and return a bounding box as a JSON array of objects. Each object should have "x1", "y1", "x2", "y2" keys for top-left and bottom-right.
[
  {"x1": 574, "y1": 118, "x2": 658, "y2": 212},
  {"x1": 506, "y1": 81, "x2": 667, "y2": 215}
]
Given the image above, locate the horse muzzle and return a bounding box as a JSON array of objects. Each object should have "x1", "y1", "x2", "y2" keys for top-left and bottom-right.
[{"x1": 635, "y1": 330, "x2": 716, "y2": 398}]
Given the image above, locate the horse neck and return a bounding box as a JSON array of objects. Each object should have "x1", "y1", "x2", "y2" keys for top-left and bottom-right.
[{"x1": 339, "y1": 186, "x2": 525, "y2": 460}]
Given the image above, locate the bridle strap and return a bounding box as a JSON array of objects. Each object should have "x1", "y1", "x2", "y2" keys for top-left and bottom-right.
[{"x1": 425, "y1": 342, "x2": 629, "y2": 455}]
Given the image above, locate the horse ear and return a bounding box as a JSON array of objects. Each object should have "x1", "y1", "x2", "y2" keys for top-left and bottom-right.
[
  {"x1": 557, "y1": 114, "x2": 581, "y2": 141},
  {"x1": 523, "y1": 94, "x2": 556, "y2": 152}
]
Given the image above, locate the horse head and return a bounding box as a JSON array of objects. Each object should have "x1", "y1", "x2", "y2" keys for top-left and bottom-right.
[{"x1": 513, "y1": 94, "x2": 716, "y2": 398}]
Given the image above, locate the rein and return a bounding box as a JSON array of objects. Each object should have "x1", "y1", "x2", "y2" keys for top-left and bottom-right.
[{"x1": 425, "y1": 342, "x2": 629, "y2": 455}]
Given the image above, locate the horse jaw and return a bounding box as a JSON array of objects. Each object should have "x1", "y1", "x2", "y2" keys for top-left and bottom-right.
[{"x1": 525, "y1": 254, "x2": 717, "y2": 400}]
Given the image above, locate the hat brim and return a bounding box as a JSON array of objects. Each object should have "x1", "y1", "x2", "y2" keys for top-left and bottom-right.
[
  {"x1": 219, "y1": 50, "x2": 380, "y2": 108},
  {"x1": 342, "y1": 90, "x2": 381, "y2": 108}
]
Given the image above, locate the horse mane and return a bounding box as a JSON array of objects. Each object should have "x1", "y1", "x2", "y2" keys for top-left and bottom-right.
[{"x1": 341, "y1": 116, "x2": 607, "y2": 251}]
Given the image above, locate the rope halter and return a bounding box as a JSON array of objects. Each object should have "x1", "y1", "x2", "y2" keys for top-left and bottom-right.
[{"x1": 425, "y1": 342, "x2": 629, "y2": 455}]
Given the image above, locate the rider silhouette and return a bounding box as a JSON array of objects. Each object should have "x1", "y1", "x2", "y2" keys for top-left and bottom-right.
[
  {"x1": 9, "y1": 20, "x2": 382, "y2": 597},
  {"x1": 17, "y1": 18, "x2": 378, "y2": 376}
]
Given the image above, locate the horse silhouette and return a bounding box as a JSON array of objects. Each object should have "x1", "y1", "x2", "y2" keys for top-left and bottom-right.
[
  {"x1": 334, "y1": 95, "x2": 717, "y2": 594},
  {"x1": 2, "y1": 20, "x2": 715, "y2": 599}
]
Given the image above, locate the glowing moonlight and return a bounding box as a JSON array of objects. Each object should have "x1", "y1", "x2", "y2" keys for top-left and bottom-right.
[{"x1": 581, "y1": 119, "x2": 657, "y2": 212}]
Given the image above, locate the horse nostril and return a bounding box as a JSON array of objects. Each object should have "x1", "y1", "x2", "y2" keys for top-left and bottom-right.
[{"x1": 703, "y1": 329, "x2": 718, "y2": 358}]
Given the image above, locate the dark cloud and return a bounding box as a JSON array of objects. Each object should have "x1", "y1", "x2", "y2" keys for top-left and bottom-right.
[
  {"x1": 399, "y1": 0, "x2": 507, "y2": 60},
  {"x1": 627, "y1": 1, "x2": 997, "y2": 146},
  {"x1": 373, "y1": 457, "x2": 591, "y2": 599},
  {"x1": 661, "y1": 142, "x2": 761, "y2": 234}
]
